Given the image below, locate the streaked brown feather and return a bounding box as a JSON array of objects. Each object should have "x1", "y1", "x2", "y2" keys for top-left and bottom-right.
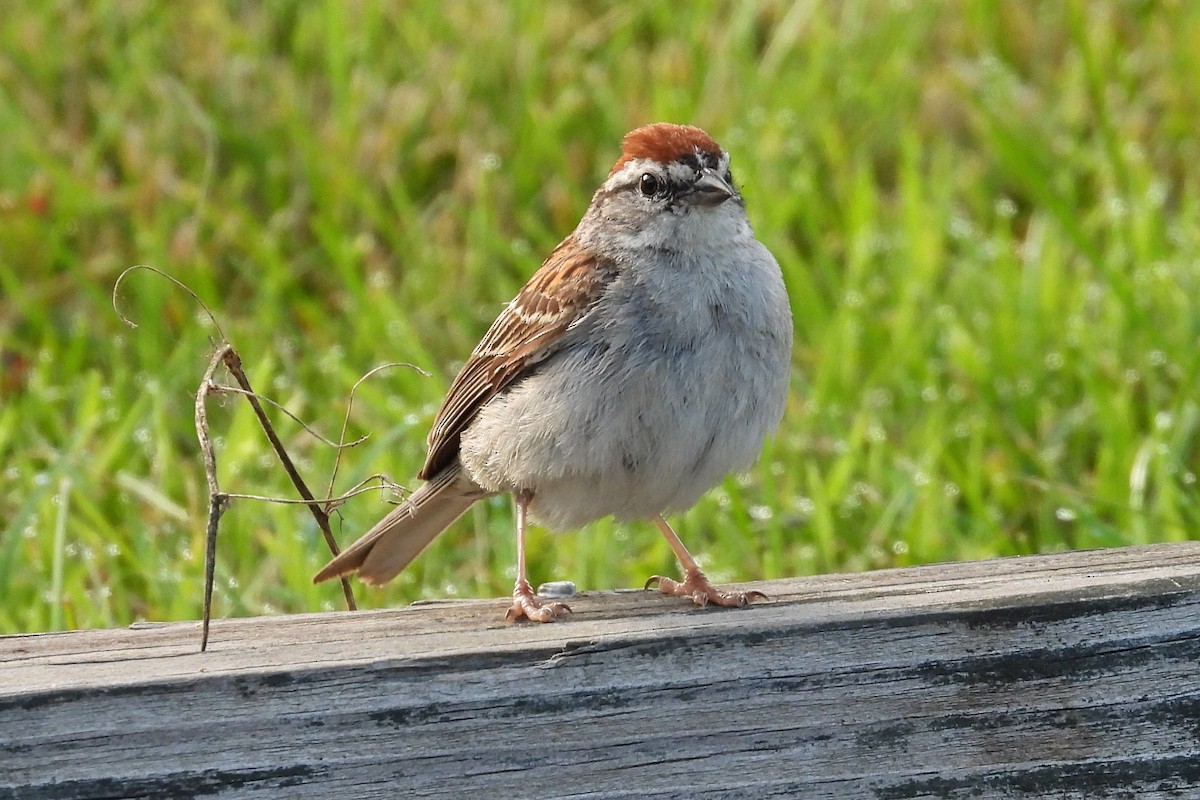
[{"x1": 418, "y1": 237, "x2": 618, "y2": 479}]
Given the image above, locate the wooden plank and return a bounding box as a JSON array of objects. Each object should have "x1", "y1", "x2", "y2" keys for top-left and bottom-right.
[{"x1": 2, "y1": 542, "x2": 1200, "y2": 799}]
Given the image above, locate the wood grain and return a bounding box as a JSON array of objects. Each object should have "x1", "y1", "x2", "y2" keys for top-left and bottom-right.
[{"x1": 3, "y1": 542, "x2": 1200, "y2": 799}]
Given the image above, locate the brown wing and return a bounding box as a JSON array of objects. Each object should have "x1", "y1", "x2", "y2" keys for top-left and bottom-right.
[{"x1": 418, "y1": 237, "x2": 618, "y2": 479}]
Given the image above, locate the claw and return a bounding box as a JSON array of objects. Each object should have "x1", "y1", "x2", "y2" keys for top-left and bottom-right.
[
  {"x1": 645, "y1": 570, "x2": 767, "y2": 609},
  {"x1": 506, "y1": 582, "x2": 571, "y2": 623}
]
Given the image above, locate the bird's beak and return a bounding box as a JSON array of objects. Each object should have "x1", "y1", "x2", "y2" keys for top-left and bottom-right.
[{"x1": 685, "y1": 170, "x2": 735, "y2": 207}]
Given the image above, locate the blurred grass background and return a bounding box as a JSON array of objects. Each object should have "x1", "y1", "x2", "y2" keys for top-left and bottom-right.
[{"x1": 1, "y1": 1, "x2": 1198, "y2": 634}]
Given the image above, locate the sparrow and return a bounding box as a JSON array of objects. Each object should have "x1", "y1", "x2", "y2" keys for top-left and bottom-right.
[{"x1": 315, "y1": 123, "x2": 793, "y2": 622}]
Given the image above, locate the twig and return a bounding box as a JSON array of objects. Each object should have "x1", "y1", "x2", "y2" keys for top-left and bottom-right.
[
  {"x1": 208, "y1": 384, "x2": 370, "y2": 450},
  {"x1": 220, "y1": 475, "x2": 403, "y2": 510},
  {"x1": 112, "y1": 265, "x2": 228, "y2": 342},
  {"x1": 220, "y1": 349, "x2": 357, "y2": 614},
  {"x1": 119, "y1": 266, "x2": 421, "y2": 650},
  {"x1": 197, "y1": 345, "x2": 233, "y2": 652},
  {"x1": 326, "y1": 362, "x2": 428, "y2": 502}
]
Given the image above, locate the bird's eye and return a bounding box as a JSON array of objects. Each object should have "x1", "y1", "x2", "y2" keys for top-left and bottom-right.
[{"x1": 638, "y1": 173, "x2": 662, "y2": 197}]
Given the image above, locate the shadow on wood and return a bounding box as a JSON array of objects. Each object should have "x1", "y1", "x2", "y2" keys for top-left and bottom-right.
[{"x1": 3, "y1": 542, "x2": 1200, "y2": 799}]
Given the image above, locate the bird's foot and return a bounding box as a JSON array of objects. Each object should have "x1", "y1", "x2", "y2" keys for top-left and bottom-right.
[
  {"x1": 505, "y1": 580, "x2": 572, "y2": 623},
  {"x1": 644, "y1": 570, "x2": 767, "y2": 608}
]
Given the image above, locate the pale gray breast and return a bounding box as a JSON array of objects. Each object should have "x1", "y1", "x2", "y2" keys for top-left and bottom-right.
[{"x1": 460, "y1": 242, "x2": 791, "y2": 525}]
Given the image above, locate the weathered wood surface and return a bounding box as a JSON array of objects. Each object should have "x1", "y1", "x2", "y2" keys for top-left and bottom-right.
[{"x1": 2, "y1": 542, "x2": 1200, "y2": 799}]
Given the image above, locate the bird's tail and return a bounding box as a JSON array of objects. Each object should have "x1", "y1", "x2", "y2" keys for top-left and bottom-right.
[{"x1": 313, "y1": 464, "x2": 482, "y2": 585}]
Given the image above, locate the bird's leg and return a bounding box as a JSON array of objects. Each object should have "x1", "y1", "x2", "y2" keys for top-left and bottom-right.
[
  {"x1": 644, "y1": 514, "x2": 767, "y2": 608},
  {"x1": 505, "y1": 489, "x2": 571, "y2": 623}
]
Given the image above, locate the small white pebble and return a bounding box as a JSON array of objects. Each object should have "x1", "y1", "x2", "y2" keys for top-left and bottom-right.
[{"x1": 537, "y1": 581, "x2": 577, "y2": 599}]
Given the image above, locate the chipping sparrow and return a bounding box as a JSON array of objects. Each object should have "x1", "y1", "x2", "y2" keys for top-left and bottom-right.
[{"x1": 315, "y1": 123, "x2": 793, "y2": 622}]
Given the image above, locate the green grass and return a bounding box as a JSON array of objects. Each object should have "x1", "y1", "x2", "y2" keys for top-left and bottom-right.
[{"x1": 1, "y1": 2, "x2": 1198, "y2": 634}]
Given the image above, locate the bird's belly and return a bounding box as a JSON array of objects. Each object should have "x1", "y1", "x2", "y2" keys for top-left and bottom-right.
[{"x1": 458, "y1": 330, "x2": 784, "y2": 530}]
